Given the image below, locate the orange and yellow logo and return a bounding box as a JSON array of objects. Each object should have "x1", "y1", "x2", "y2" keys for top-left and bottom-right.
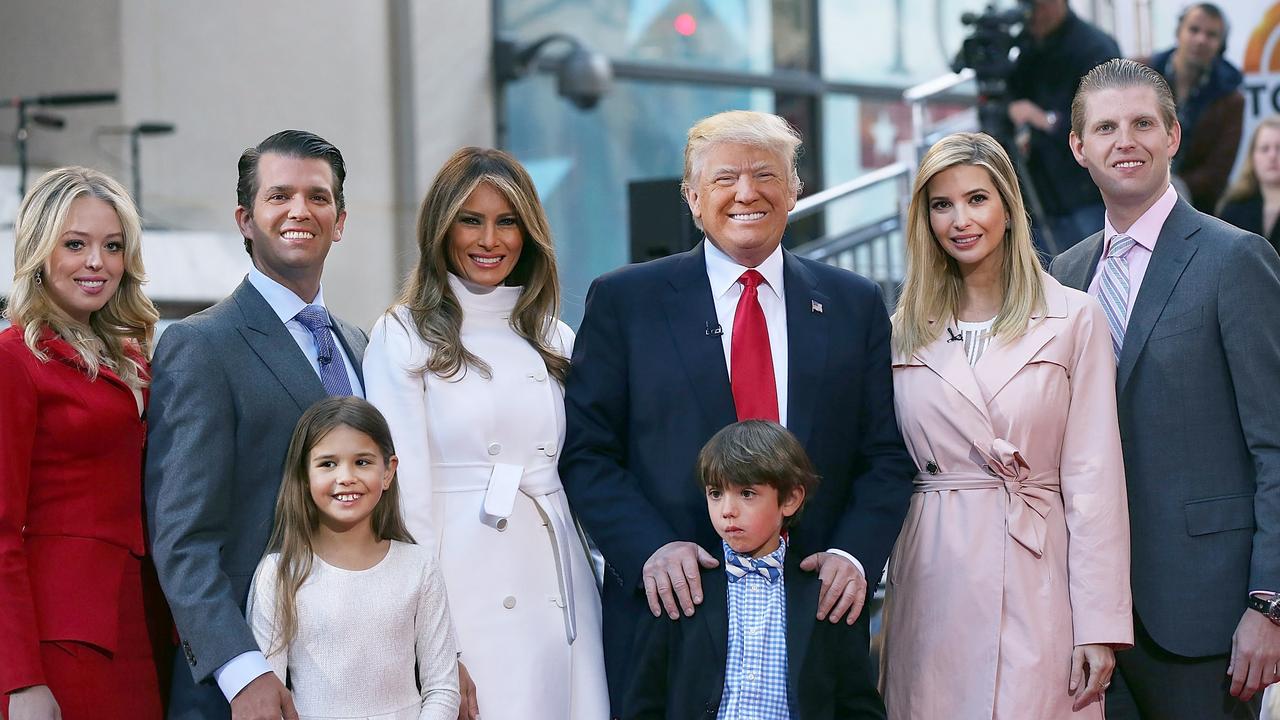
[{"x1": 1244, "y1": 2, "x2": 1280, "y2": 73}]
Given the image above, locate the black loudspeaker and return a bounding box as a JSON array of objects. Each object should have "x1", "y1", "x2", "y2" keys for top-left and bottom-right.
[{"x1": 628, "y1": 177, "x2": 701, "y2": 263}]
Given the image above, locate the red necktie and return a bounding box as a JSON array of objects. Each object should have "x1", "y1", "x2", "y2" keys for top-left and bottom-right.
[{"x1": 731, "y1": 269, "x2": 778, "y2": 422}]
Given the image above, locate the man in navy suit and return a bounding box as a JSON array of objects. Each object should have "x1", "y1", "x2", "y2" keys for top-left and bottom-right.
[{"x1": 560, "y1": 110, "x2": 914, "y2": 709}]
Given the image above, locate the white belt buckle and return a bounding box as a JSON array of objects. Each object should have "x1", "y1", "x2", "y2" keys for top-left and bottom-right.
[{"x1": 481, "y1": 463, "x2": 523, "y2": 528}]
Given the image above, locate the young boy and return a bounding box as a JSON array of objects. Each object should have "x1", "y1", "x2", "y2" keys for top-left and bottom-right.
[{"x1": 622, "y1": 420, "x2": 886, "y2": 719}]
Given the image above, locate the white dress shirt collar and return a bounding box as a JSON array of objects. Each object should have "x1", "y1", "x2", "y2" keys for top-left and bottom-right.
[
  {"x1": 704, "y1": 239, "x2": 786, "y2": 301},
  {"x1": 248, "y1": 266, "x2": 330, "y2": 324}
]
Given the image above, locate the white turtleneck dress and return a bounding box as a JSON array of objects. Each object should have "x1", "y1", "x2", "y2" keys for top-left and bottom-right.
[{"x1": 363, "y1": 275, "x2": 609, "y2": 720}]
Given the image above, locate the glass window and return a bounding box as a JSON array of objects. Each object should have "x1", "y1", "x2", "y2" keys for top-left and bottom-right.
[
  {"x1": 498, "y1": 0, "x2": 778, "y2": 73},
  {"x1": 503, "y1": 75, "x2": 772, "y2": 326}
]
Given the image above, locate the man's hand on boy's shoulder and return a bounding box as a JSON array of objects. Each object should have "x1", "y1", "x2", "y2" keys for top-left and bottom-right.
[
  {"x1": 801, "y1": 551, "x2": 866, "y2": 625},
  {"x1": 642, "y1": 541, "x2": 720, "y2": 619}
]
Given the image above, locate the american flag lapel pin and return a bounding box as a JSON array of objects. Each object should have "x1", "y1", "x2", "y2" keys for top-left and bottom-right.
[{"x1": 811, "y1": 299, "x2": 823, "y2": 314}]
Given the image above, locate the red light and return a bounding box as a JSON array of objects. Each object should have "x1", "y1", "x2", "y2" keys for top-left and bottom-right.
[{"x1": 674, "y1": 13, "x2": 697, "y2": 36}]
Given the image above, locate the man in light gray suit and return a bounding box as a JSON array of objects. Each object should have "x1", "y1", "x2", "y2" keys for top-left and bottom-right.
[
  {"x1": 146, "y1": 130, "x2": 366, "y2": 720},
  {"x1": 1051, "y1": 59, "x2": 1280, "y2": 718}
]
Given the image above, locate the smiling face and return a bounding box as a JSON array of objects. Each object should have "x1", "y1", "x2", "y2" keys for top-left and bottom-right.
[
  {"x1": 1175, "y1": 7, "x2": 1225, "y2": 71},
  {"x1": 926, "y1": 164, "x2": 1008, "y2": 276},
  {"x1": 307, "y1": 424, "x2": 398, "y2": 536},
  {"x1": 447, "y1": 182, "x2": 524, "y2": 286},
  {"x1": 235, "y1": 152, "x2": 347, "y2": 301},
  {"x1": 686, "y1": 142, "x2": 797, "y2": 267},
  {"x1": 43, "y1": 195, "x2": 127, "y2": 324},
  {"x1": 706, "y1": 482, "x2": 804, "y2": 558},
  {"x1": 1253, "y1": 125, "x2": 1280, "y2": 189},
  {"x1": 1070, "y1": 85, "x2": 1181, "y2": 224}
]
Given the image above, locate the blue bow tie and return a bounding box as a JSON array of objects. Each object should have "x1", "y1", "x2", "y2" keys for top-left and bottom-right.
[{"x1": 724, "y1": 545, "x2": 784, "y2": 584}]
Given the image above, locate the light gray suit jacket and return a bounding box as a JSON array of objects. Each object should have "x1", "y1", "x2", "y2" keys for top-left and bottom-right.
[
  {"x1": 145, "y1": 279, "x2": 367, "y2": 717},
  {"x1": 1049, "y1": 198, "x2": 1280, "y2": 657}
]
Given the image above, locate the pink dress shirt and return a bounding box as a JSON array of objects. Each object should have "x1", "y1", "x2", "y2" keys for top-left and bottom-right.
[{"x1": 1086, "y1": 184, "x2": 1178, "y2": 304}]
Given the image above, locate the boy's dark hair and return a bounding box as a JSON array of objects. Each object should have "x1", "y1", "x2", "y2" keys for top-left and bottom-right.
[
  {"x1": 236, "y1": 129, "x2": 347, "y2": 256},
  {"x1": 696, "y1": 420, "x2": 820, "y2": 528}
]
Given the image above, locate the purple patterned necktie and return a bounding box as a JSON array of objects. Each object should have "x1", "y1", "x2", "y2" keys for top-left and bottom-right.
[{"x1": 293, "y1": 305, "x2": 354, "y2": 396}]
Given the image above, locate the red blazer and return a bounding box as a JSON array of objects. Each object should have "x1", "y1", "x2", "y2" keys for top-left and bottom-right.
[{"x1": 0, "y1": 325, "x2": 149, "y2": 695}]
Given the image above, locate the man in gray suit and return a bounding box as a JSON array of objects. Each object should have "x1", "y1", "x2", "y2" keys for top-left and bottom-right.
[
  {"x1": 1051, "y1": 59, "x2": 1280, "y2": 718},
  {"x1": 146, "y1": 130, "x2": 366, "y2": 720}
]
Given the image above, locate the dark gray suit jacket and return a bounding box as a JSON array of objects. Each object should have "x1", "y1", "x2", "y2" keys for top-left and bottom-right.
[
  {"x1": 1049, "y1": 198, "x2": 1280, "y2": 657},
  {"x1": 145, "y1": 279, "x2": 367, "y2": 718}
]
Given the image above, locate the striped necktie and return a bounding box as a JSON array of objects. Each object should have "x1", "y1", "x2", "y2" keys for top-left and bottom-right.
[{"x1": 1098, "y1": 233, "x2": 1137, "y2": 361}]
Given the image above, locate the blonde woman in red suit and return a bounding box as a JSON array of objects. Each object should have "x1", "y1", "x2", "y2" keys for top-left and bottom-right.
[{"x1": 0, "y1": 167, "x2": 166, "y2": 719}]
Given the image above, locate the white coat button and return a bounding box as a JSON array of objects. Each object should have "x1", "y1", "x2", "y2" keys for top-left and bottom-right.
[
  {"x1": 487, "y1": 442, "x2": 502, "y2": 456},
  {"x1": 542, "y1": 444, "x2": 557, "y2": 457},
  {"x1": 528, "y1": 370, "x2": 547, "y2": 382},
  {"x1": 496, "y1": 518, "x2": 508, "y2": 531},
  {"x1": 503, "y1": 596, "x2": 517, "y2": 609}
]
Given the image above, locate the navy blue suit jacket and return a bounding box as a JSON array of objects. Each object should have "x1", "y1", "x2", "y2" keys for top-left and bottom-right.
[
  {"x1": 559, "y1": 242, "x2": 913, "y2": 705},
  {"x1": 621, "y1": 553, "x2": 886, "y2": 719}
]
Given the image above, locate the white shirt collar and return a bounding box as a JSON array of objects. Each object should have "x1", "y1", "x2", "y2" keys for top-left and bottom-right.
[
  {"x1": 247, "y1": 266, "x2": 329, "y2": 325},
  {"x1": 703, "y1": 239, "x2": 785, "y2": 300}
]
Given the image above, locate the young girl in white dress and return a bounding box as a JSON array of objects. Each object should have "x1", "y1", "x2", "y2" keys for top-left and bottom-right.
[{"x1": 247, "y1": 396, "x2": 460, "y2": 720}]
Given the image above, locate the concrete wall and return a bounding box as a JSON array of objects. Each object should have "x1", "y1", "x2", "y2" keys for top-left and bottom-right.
[{"x1": 1, "y1": 0, "x2": 496, "y2": 329}]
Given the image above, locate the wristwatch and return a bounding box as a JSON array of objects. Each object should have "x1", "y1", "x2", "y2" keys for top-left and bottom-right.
[{"x1": 1246, "y1": 594, "x2": 1280, "y2": 625}]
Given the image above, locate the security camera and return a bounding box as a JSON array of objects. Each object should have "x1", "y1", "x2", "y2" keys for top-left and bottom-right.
[
  {"x1": 558, "y1": 46, "x2": 613, "y2": 110},
  {"x1": 494, "y1": 34, "x2": 613, "y2": 110}
]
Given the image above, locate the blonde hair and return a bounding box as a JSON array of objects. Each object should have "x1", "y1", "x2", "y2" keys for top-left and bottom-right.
[
  {"x1": 260, "y1": 397, "x2": 414, "y2": 654},
  {"x1": 682, "y1": 110, "x2": 803, "y2": 228},
  {"x1": 7, "y1": 166, "x2": 158, "y2": 388},
  {"x1": 396, "y1": 146, "x2": 568, "y2": 383},
  {"x1": 892, "y1": 132, "x2": 1046, "y2": 358},
  {"x1": 1220, "y1": 115, "x2": 1280, "y2": 209}
]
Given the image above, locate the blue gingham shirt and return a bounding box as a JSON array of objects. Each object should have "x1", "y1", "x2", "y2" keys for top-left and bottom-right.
[{"x1": 719, "y1": 539, "x2": 789, "y2": 720}]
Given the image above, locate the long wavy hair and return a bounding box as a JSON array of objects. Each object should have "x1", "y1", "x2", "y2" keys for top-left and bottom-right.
[
  {"x1": 1220, "y1": 115, "x2": 1280, "y2": 210},
  {"x1": 7, "y1": 166, "x2": 158, "y2": 388},
  {"x1": 892, "y1": 132, "x2": 1046, "y2": 358},
  {"x1": 396, "y1": 146, "x2": 567, "y2": 382},
  {"x1": 259, "y1": 397, "x2": 414, "y2": 654}
]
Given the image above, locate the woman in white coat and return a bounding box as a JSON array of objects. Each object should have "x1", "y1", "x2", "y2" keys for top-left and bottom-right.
[{"x1": 363, "y1": 147, "x2": 608, "y2": 720}]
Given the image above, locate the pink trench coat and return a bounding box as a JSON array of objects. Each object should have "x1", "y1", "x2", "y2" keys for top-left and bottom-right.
[{"x1": 879, "y1": 275, "x2": 1133, "y2": 719}]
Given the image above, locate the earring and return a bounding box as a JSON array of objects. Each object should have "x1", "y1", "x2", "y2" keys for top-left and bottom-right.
[{"x1": 34, "y1": 270, "x2": 42, "y2": 287}]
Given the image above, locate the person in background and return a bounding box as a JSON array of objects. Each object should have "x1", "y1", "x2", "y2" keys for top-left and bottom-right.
[
  {"x1": 1008, "y1": 0, "x2": 1121, "y2": 253},
  {"x1": 881, "y1": 132, "x2": 1131, "y2": 719},
  {"x1": 1144, "y1": 2, "x2": 1243, "y2": 214},
  {"x1": 0, "y1": 167, "x2": 168, "y2": 719},
  {"x1": 363, "y1": 147, "x2": 609, "y2": 720},
  {"x1": 1218, "y1": 115, "x2": 1280, "y2": 255}
]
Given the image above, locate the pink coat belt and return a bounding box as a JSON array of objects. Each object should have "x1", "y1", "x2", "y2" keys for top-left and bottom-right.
[{"x1": 911, "y1": 438, "x2": 1060, "y2": 558}]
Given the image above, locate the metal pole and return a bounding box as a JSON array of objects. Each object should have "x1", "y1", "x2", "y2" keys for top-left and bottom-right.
[
  {"x1": 16, "y1": 101, "x2": 29, "y2": 197},
  {"x1": 130, "y1": 129, "x2": 143, "y2": 218}
]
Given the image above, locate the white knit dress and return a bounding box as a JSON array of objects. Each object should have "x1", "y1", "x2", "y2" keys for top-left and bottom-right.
[{"x1": 248, "y1": 541, "x2": 460, "y2": 720}]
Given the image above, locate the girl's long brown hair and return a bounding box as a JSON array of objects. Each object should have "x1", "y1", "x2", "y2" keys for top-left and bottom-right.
[
  {"x1": 258, "y1": 397, "x2": 415, "y2": 654},
  {"x1": 395, "y1": 146, "x2": 568, "y2": 383}
]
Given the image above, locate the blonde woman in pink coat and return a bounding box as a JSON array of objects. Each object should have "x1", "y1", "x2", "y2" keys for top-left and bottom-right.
[{"x1": 879, "y1": 132, "x2": 1133, "y2": 719}]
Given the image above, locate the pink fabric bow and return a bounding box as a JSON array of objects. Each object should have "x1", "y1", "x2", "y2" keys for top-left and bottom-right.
[{"x1": 974, "y1": 438, "x2": 1060, "y2": 558}]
